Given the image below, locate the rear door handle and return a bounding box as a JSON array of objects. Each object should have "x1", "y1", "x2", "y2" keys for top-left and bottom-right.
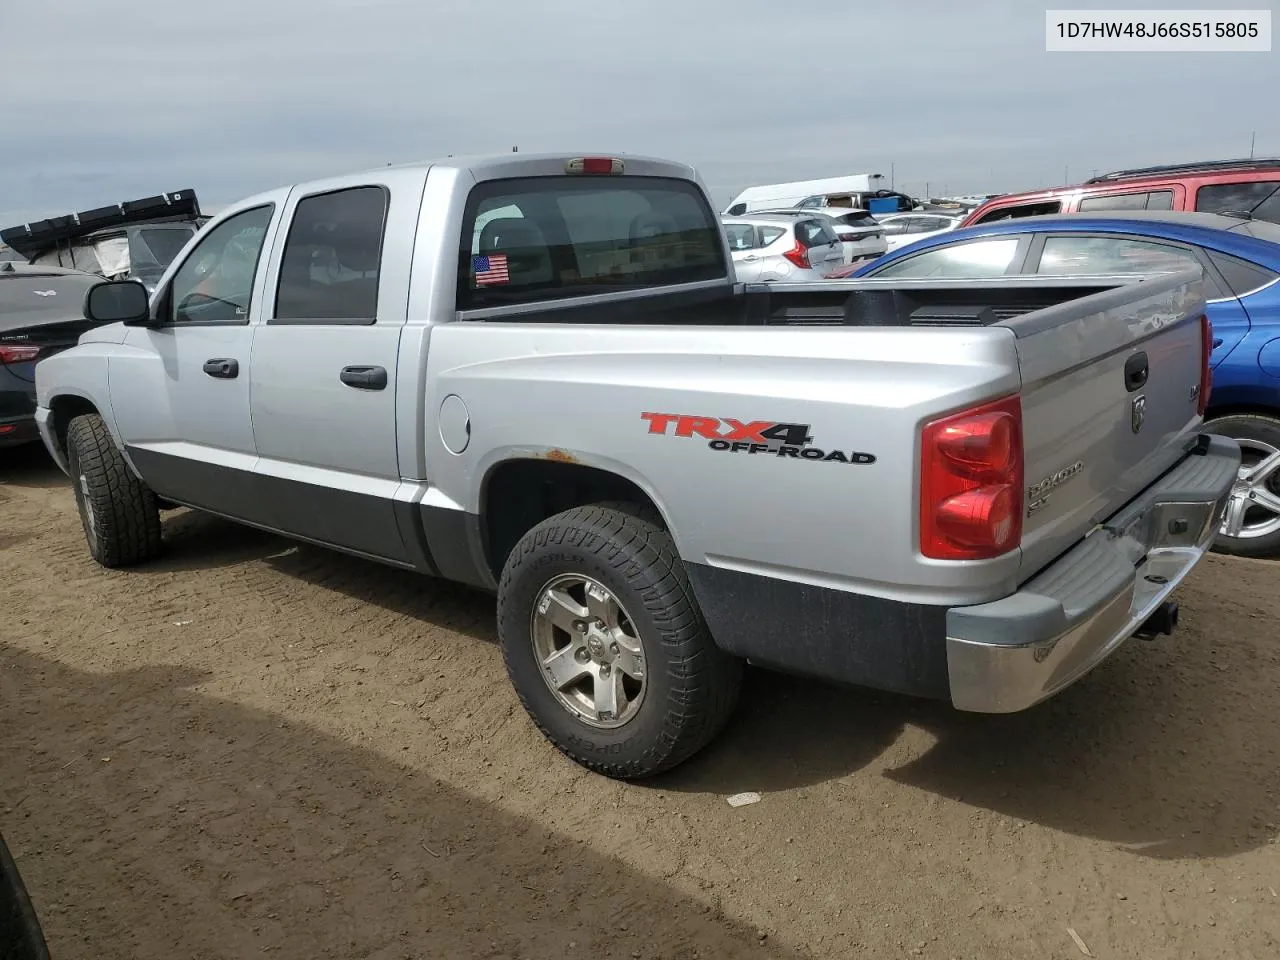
[
  {"x1": 1123, "y1": 351, "x2": 1149, "y2": 392},
  {"x1": 1212, "y1": 337, "x2": 1224, "y2": 348},
  {"x1": 203, "y1": 358, "x2": 239, "y2": 379},
  {"x1": 340, "y1": 365, "x2": 388, "y2": 390}
]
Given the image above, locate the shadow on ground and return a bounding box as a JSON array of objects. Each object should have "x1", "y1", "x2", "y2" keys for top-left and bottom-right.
[
  {"x1": 0, "y1": 443, "x2": 64, "y2": 492},
  {"x1": 662, "y1": 618, "x2": 1277, "y2": 860},
  {"x1": 117, "y1": 511, "x2": 1280, "y2": 864},
  {"x1": 0, "y1": 644, "x2": 800, "y2": 960}
]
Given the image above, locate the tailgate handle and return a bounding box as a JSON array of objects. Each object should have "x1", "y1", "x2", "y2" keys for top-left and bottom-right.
[{"x1": 1124, "y1": 351, "x2": 1149, "y2": 392}]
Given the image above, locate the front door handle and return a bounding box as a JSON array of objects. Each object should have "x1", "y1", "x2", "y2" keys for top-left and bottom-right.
[
  {"x1": 340, "y1": 365, "x2": 388, "y2": 390},
  {"x1": 1213, "y1": 337, "x2": 1224, "y2": 349},
  {"x1": 203, "y1": 358, "x2": 239, "y2": 379}
]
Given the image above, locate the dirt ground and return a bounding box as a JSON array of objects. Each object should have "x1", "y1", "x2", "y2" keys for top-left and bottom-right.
[{"x1": 1, "y1": 444, "x2": 1278, "y2": 960}]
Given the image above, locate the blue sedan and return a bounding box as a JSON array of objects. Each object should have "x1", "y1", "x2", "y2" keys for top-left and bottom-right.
[{"x1": 852, "y1": 211, "x2": 1280, "y2": 558}]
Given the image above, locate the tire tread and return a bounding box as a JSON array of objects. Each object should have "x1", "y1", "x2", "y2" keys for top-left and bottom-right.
[
  {"x1": 67, "y1": 413, "x2": 162, "y2": 567},
  {"x1": 497, "y1": 503, "x2": 742, "y2": 779}
]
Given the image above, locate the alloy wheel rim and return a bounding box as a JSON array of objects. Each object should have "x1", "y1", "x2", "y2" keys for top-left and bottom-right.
[
  {"x1": 529, "y1": 573, "x2": 648, "y2": 729},
  {"x1": 1220, "y1": 437, "x2": 1280, "y2": 541}
]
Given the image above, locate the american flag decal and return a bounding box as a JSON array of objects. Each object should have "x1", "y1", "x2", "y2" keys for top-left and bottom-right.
[{"x1": 472, "y1": 253, "x2": 510, "y2": 286}]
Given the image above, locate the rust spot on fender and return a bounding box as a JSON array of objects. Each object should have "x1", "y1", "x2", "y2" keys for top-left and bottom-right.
[{"x1": 543, "y1": 448, "x2": 579, "y2": 464}]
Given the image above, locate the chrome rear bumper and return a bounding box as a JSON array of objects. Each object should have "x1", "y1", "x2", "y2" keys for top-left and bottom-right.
[{"x1": 945, "y1": 434, "x2": 1240, "y2": 713}]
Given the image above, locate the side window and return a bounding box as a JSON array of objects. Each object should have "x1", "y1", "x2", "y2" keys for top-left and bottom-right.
[
  {"x1": 1195, "y1": 181, "x2": 1280, "y2": 223},
  {"x1": 1078, "y1": 191, "x2": 1173, "y2": 212},
  {"x1": 974, "y1": 201, "x2": 1061, "y2": 224},
  {"x1": 167, "y1": 205, "x2": 274, "y2": 324},
  {"x1": 880, "y1": 220, "x2": 910, "y2": 236},
  {"x1": 723, "y1": 224, "x2": 757, "y2": 251},
  {"x1": 273, "y1": 186, "x2": 388, "y2": 324},
  {"x1": 1036, "y1": 236, "x2": 1200, "y2": 277},
  {"x1": 1079, "y1": 192, "x2": 1147, "y2": 212},
  {"x1": 457, "y1": 176, "x2": 727, "y2": 310},
  {"x1": 872, "y1": 237, "x2": 1022, "y2": 279},
  {"x1": 1207, "y1": 250, "x2": 1279, "y2": 297},
  {"x1": 760, "y1": 226, "x2": 786, "y2": 246}
]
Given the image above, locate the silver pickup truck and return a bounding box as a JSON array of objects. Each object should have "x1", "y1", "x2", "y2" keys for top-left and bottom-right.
[{"x1": 34, "y1": 152, "x2": 1240, "y2": 779}]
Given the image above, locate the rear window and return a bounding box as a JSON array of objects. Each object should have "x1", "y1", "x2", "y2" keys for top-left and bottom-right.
[
  {"x1": 458, "y1": 176, "x2": 726, "y2": 309},
  {"x1": 834, "y1": 212, "x2": 878, "y2": 227},
  {"x1": 0, "y1": 272, "x2": 99, "y2": 328},
  {"x1": 795, "y1": 220, "x2": 836, "y2": 248},
  {"x1": 1195, "y1": 181, "x2": 1280, "y2": 224},
  {"x1": 135, "y1": 227, "x2": 195, "y2": 269}
]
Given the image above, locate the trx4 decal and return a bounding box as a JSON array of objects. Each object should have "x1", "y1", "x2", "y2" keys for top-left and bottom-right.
[{"x1": 640, "y1": 413, "x2": 876, "y2": 465}]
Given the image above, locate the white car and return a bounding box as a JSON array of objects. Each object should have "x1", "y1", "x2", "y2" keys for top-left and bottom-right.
[
  {"x1": 877, "y1": 213, "x2": 964, "y2": 252},
  {"x1": 720, "y1": 214, "x2": 845, "y2": 281},
  {"x1": 747, "y1": 207, "x2": 887, "y2": 264}
]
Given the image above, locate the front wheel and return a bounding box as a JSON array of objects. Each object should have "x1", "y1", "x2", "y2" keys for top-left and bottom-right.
[
  {"x1": 1205, "y1": 413, "x2": 1280, "y2": 558},
  {"x1": 65, "y1": 413, "x2": 163, "y2": 567},
  {"x1": 497, "y1": 504, "x2": 743, "y2": 779}
]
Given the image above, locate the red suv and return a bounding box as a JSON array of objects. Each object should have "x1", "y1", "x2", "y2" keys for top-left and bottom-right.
[{"x1": 960, "y1": 158, "x2": 1280, "y2": 227}]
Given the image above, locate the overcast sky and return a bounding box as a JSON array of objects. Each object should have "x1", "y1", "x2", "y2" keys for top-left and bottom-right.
[{"x1": 0, "y1": 0, "x2": 1276, "y2": 226}]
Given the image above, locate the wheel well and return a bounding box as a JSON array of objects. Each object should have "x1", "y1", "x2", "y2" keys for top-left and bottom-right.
[
  {"x1": 48, "y1": 395, "x2": 100, "y2": 461},
  {"x1": 482, "y1": 459, "x2": 665, "y2": 579},
  {"x1": 1205, "y1": 403, "x2": 1280, "y2": 424}
]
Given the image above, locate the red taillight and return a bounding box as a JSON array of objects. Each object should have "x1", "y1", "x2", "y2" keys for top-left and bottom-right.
[
  {"x1": 782, "y1": 238, "x2": 810, "y2": 270},
  {"x1": 1198, "y1": 313, "x2": 1212, "y2": 416},
  {"x1": 566, "y1": 157, "x2": 625, "y2": 175},
  {"x1": 0, "y1": 344, "x2": 40, "y2": 365},
  {"x1": 920, "y1": 395, "x2": 1024, "y2": 560}
]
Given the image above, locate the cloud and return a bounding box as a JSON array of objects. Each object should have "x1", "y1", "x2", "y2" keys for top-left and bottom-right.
[{"x1": 0, "y1": 0, "x2": 1276, "y2": 222}]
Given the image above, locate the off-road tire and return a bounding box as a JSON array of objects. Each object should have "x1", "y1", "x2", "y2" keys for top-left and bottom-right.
[
  {"x1": 66, "y1": 413, "x2": 163, "y2": 567},
  {"x1": 497, "y1": 503, "x2": 743, "y2": 779}
]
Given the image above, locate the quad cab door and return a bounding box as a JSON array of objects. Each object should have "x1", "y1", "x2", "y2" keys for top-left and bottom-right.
[
  {"x1": 248, "y1": 170, "x2": 428, "y2": 566},
  {"x1": 108, "y1": 201, "x2": 283, "y2": 515}
]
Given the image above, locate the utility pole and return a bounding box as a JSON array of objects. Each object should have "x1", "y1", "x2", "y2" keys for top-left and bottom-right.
[
  {"x1": 1251, "y1": 131, "x2": 1256, "y2": 158},
  {"x1": 890, "y1": 162, "x2": 895, "y2": 190},
  {"x1": 512, "y1": 145, "x2": 519, "y2": 153}
]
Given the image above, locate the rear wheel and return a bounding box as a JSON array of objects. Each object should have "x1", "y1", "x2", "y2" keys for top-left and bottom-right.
[
  {"x1": 66, "y1": 413, "x2": 163, "y2": 567},
  {"x1": 1205, "y1": 413, "x2": 1280, "y2": 558},
  {"x1": 497, "y1": 503, "x2": 743, "y2": 779}
]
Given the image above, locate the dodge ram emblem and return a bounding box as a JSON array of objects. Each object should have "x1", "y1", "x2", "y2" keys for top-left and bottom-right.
[{"x1": 1130, "y1": 395, "x2": 1146, "y2": 434}]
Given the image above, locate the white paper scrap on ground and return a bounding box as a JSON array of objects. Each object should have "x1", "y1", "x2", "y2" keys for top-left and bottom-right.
[{"x1": 726, "y1": 792, "x2": 761, "y2": 808}]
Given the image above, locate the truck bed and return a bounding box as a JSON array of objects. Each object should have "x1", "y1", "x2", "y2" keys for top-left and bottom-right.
[{"x1": 456, "y1": 275, "x2": 1149, "y2": 329}]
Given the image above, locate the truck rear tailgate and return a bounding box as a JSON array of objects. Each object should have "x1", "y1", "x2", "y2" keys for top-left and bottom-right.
[{"x1": 1004, "y1": 269, "x2": 1210, "y2": 582}]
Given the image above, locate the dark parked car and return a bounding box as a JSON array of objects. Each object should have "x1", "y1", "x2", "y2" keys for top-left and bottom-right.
[
  {"x1": 0, "y1": 832, "x2": 50, "y2": 960},
  {"x1": 1, "y1": 262, "x2": 100, "y2": 448}
]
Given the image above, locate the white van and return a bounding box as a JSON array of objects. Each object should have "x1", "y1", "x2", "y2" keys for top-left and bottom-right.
[{"x1": 723, "y1": 174, "x2": 878, "y2": 215}]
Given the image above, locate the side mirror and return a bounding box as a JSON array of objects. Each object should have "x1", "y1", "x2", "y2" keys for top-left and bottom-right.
[{"x1": 83, "y1": 279, "x2": 151, "y2": 325}]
